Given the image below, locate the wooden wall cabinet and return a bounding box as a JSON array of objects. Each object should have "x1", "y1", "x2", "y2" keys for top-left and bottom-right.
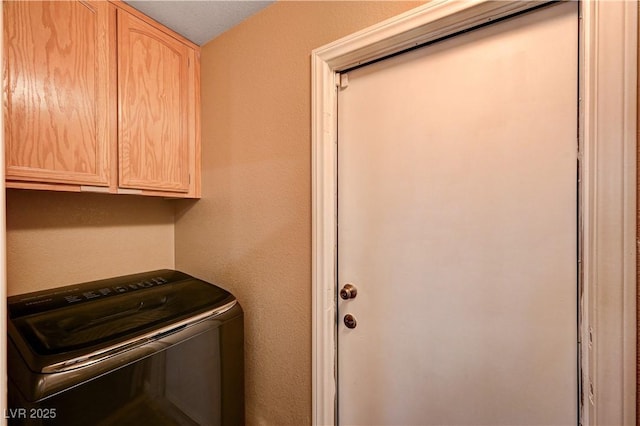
[
  {"x1": 3, "y1": 0, "x2": 201, "y2": 198},
  {"x1": 3, "y1": 1, "x2": 114, "y2": 188}
]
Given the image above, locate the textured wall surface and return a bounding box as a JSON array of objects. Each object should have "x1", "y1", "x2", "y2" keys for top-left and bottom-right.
[
  {"x1": 6, "y1": 189, "x2": 175, "y2": 295},
  {"x1": 174, "y1": 2, "x2": 424, "y2": 425}
]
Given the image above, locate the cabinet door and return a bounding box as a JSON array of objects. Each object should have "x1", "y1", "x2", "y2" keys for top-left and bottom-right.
[
  {"x1": 117, "y1": 10, "x2": 191, "y2": 193},
  {"x1": 3, "y1": 1, "x2": 115, "y2": 186}
]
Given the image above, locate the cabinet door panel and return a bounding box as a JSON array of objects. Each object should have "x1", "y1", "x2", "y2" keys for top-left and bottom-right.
[
  {"x1": 117, "y1": 10, "x2": 190, "y2": 193},
  {"x1": 3, "y1": 1, "x2": 114, "y2": 186}
]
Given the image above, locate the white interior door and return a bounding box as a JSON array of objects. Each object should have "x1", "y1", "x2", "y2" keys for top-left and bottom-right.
[{"x1": 337, "y1": 3, "x2": 578, "y2": 425}]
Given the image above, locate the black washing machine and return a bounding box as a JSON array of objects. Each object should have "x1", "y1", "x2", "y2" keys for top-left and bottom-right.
[{"x1": 7, "y1": 270, "x2": 244, "y2": 425}]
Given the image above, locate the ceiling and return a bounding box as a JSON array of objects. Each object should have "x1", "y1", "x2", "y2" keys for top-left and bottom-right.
[{"x1": 123, "y1": 0, "x2": 275, "y2": 46}]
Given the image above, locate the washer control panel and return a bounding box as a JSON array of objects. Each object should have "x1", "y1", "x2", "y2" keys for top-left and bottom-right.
[{"x1": 8, "y1": 270, "x2": 185, "y2": 318}]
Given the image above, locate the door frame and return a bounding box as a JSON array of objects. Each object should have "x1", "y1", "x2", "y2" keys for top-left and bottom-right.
[{"x1": 311, "y1": 1, "x2": 637, "y2": 425}]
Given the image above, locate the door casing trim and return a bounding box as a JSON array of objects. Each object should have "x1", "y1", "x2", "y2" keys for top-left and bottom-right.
[{"x1": 311, "y1": 1, "x2": 637, "y2": 425}]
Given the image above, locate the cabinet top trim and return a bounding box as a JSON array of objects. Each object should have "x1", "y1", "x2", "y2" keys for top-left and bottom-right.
[{"x1": 108, "y1": 0, "x2": 201, "y2": 51}]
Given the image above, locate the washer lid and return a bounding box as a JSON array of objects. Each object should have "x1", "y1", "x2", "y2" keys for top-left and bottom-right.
[{"x1": 8, "y1": 270, "x2": 235, "y2": 357}]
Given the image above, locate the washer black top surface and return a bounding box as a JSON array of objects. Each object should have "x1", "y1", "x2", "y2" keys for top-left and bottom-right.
[{"x1": 8, "y1": 270, "x2": 235, "y2": 357}]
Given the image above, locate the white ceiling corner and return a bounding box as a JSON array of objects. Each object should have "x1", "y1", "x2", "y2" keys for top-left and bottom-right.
[{"x1": 123, "y1": 0, "x2": 275, "y2": 46}]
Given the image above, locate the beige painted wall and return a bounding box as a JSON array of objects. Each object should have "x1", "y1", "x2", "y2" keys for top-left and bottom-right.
[
  {"x1": 174, "y1": 2, "x2": 425, "y2": 424},
  {"x1": 6, "y1": 189, "x2": 175, "y2": 295}
]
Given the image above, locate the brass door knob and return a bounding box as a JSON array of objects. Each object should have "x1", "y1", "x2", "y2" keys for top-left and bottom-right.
[{"x1": 340, "y1": 284, "x2": 358, "y2": 300}]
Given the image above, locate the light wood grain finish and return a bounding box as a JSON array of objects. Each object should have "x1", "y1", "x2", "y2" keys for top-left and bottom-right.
[
  {"x1": 117, "y1": 9, "x2": 190, "y2": 193},
  {"x1": 4, "y1": 0, "x2": 200, "y2": 198},
  {"x1": 3, "y1": 1, "x2": 115, "y2": 186},
  {"x1": 108, "y1": 0, "x2": 199, "y2": 51},
  {"x1": 187, "y1": 48, "x2": 201, "y2": 198}
]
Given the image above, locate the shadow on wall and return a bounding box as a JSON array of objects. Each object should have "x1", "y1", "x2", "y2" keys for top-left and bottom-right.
[
  {"x1": 6, "y1": 189, "x2": 176, "y2": 230},
  {"x1": 5, "y1": 188, "x2": 177, "y2": 295}
]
